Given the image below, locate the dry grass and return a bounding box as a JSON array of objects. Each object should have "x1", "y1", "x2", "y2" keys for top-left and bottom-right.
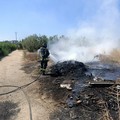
[
  {"x1": 99, "y1": 49, "x2": 120, "y2": 63},
  {"x1": 23, "y1": 50, "x2": 38, "y2": 61},
  {"x1": 109, "y1": 49, "x2": 120, "y2": 63}
]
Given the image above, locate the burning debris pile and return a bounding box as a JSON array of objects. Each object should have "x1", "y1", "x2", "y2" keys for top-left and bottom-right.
[
  {"x1": 50, "y1": 60, "x2": 87, "y2": 77},
  {"x1": 47, "y1": 61, "x2": 120, "y2": 120},
  {"x1": 34, "y1": 60, "x2": 120, "y2": 120}
]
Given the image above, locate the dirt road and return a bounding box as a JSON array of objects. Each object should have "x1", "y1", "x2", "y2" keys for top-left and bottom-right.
[{"x1": 0, "y1": 50, "x2": 54, "y2": 120}]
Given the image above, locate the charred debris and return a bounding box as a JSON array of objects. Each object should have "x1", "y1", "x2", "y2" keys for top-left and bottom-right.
[
  {"x1": 50, "y1": 60, "x2": 116, "y2": 87},
  {"x1": 47, "y1": 60, "x2": 120, "y2": 120},
  {"x1": 50, "y1": 60, "x2": 87, "y2": 77}
]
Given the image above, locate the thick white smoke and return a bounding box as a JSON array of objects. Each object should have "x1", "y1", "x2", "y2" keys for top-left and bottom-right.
[{"x1": 49, "y1": 0, "x2": 120, "y2": 63}]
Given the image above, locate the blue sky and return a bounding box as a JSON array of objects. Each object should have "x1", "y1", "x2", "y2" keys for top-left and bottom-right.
[{"x1": 0, "y1": 0, "x2": 120, "y2": 41}]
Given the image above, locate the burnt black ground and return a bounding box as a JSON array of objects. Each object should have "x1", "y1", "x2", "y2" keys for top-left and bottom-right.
[{"x1": 22, "y1": 60, "x2": 120, "y2": 120}]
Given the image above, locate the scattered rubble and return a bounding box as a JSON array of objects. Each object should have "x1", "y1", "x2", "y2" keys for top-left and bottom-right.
[
  {"x1": 60, "y1": 80, "x2": 74, "y2": 90},
  {"x1": 50, "y1": 85, "x2": 120, "y2": 120},
  {"x1": 88, "y1": 79, "x2": 115, "y2": 87}
]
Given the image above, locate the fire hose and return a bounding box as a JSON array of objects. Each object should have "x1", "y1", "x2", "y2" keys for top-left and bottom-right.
[{"x1": 0, "y1": 74, "x2": 41, "y2": 120}]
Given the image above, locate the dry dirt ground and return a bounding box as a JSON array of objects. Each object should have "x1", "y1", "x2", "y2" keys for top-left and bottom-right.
[{"x1": 0, "y1": 50, "x2": 55, "y2": 120}]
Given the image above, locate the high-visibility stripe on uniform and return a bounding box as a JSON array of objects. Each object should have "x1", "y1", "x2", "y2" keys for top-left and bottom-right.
[
  {"x1": 40, "y1": 58, "x2": 49, "y2": 61},
  {"x1": 40, "y1": 68, "x2": 46, "y2": 71}
]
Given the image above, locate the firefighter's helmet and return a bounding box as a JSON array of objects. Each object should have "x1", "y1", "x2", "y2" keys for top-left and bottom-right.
[{"x1": 42, "y1": 43, "x2": 47, "y2": 48}]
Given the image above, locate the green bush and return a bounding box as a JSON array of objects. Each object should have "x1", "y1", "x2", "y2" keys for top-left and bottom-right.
[
  {"x1": 2, "y1": 48, "x2": 9, "y2": 56},
  {"x1": 21, "y1": 34, "x2": 48, "y2": 52},
  {"x1": 21, "y1": 34, "x2": 66, "y2": 52},
  {"x1": 0, "y1": 42, "x2": 17, "y2": 58}
]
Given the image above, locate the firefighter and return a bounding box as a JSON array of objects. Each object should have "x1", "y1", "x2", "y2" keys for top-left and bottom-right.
[{"x1": 39, "y1": 43, "x2": 50, "y2": 75}]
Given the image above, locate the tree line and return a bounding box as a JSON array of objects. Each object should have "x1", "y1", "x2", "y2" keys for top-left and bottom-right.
[
  {"x1": 21, "y1": 34, "x2": 65, "y2": 52},
  {"x1": 0, "y1": 34, "x2": 65, "y2": 58}
]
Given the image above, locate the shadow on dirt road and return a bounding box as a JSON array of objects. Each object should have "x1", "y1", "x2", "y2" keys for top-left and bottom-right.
[{"x1": 0, "y1": 101, "x2": 20, "y2": 120}]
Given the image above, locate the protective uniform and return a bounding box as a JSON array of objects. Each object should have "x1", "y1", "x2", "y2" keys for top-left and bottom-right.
[{"x1": 39, "y1": 44, "x2": 50, "y2": 75}]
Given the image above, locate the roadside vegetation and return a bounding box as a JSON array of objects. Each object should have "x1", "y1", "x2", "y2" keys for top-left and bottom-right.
[
  {"x1": 21, "y1": 34, "x2": 62, "y2": 52},
  {"x1": 0, "y1": 42, "x2": 17, "y2": 58},
  {"x1": 0, "y1": 34, "x2": 63, "y2": 60}
]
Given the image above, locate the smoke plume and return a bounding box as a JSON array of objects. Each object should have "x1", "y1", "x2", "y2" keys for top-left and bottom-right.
[{"x1": 49, "y1": 0, "x2": 120, "y2": 63}]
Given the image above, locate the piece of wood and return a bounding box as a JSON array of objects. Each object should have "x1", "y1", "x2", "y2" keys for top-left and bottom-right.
[{"x1": 88, "y1": 80, "x2": 115, "y2": 87}]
